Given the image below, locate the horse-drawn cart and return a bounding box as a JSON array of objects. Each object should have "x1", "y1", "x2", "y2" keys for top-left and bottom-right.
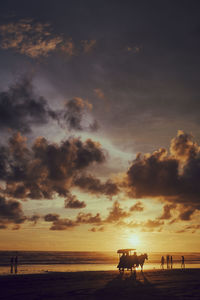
[{"x1": 117, "y1": 249, "x2": 148, "y2": 273}]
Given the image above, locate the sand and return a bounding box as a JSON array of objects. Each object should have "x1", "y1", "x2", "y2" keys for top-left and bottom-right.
[{"x1": 0, "y1": 269, "x2": 200, "y2": 300}]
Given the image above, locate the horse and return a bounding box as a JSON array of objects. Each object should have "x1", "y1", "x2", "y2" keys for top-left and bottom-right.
[
  {"x1": 117, "y1": 254, "x2": 139, "y2": 273},
  {"x1": 137, "y1": 253, "x2": 148, "y2": 271},
  {"x1": 117, "y1": 253, "x2": 148, "y2": 274}
]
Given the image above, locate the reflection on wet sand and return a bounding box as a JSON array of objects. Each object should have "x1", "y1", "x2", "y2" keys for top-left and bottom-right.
[
  {"x1": 94, "y1": 272, "x2": 163, "y2": 300},
  {"x1": 0, "y1": 270, "x2": 200, "y2": 300}
]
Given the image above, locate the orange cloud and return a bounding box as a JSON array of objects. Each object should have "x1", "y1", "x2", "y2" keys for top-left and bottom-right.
[
  {"x1": 81, "y1": 39, "x2": 96, "y2": 53},
  {"x1": 0, "y1": 19, "x2": 62, "y2": 58}
]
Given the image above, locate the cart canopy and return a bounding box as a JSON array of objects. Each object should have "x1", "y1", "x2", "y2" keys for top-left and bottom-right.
[{"x1": 117, "y1": 248, "x2": 136, "y2": 254}]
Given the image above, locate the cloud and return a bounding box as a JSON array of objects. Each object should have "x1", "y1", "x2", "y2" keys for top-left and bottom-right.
[
  {"x1": 176, "y1": 224, "x2": 200, "y2": 234},
  {"x1": 62, "y1": 97, "x2": 98, "y2": 131},
  {"x1": 0, "y1": 19, "x2": 62, "y2": 58},
  {"x1": 1, "y1": 133, "x2": 106, "y2": 201},
  {"x1": 74, "y1": 174, "x2": 119, "y2": 197},
  {"x1": 129, "y1": 201, "x2": 144, "y2": 212},
  {"x1": 43, "y1": 201, "x2": 137, "y2": 230},
  {"x1": 76, "y1": 212, "x2": 102, "y2": 225},
  {"x1": 0, "y1": 224, "x2": 7, "y2": 229},
  {"x1": 43, "y1": 199, "x2": 158, "y2": 231},
  {"x1": 126, "y1": 147, "x2": 178, "y2": 198},
  {"x1": 44, "y1": 213, "x2": 60, "y2": 222},
  {"x1": 27, "y1": 214, "x2": 40, "y2": 225},
  {"x1": 44, "y1": 200, "x2": 131, "y2": 231},
  {"x1": 143, "y1": 219, "x2": 164, "y2": 229},
  {"x1": 89, "y1": 226, "x2": 104, "y2": 232},
  {"x1": 0, "y1": 77, "x2": 57, "y2": 133},
  {"x1": 117, "y1": 218, "x2": 164, "y2": 232},
  {"x1": 178, "y1": 207, "x2": 196, "y2": 221},
  {"x1": 126, "y1": 45, "x2": 142, "y2": 53},
  {"x1": 168, "y1": 218, "x2": 177, "y2": 225},
  {"x1": 106, "y1": 201, "x2": 130, "y2": 223},
  {"x1": 125, "y1": 131, "x2": 200, "y2": 213},
  {"x1": 93, "y1": 88, "x2": 110, "y2": 112},
  {"x1": 50, "y1": 218, "x2": 77, "y2": 230},
  {"x1": 0, "y1": 20, "x2": 98, "y2": 58},
  {"x1": 170, "y1": 130, "x2": 199, "y2": 162},
  {"x1": 158, "y1": 204, "x2": 176, "y2": 220},
  {"x1": 59, "y1": 39, "x2": 75, "y2": 56},
  {"x1": 81, "y1": 40, "x2": 96, "y2": 53},
  {"x1": 64, "y1": 194, "x2": 86, "y2": 209},
  {"x1": 93, "y1": 88, "x2": 105, "y2": 100},
  {"x1": 0, "y1": 196, "x2": 26, "y2": 228},
  {"x1": 44, "y1": 211, "x2": 103, "y2": 230},
  {"x1": 0, "y1": 76, "x2": 100, "y2": 134},
  {"x1": 12, "y1": 224, "x2": 21, "y2": 230}
]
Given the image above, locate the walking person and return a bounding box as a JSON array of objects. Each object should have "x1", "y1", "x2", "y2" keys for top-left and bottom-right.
[
  {"x1": 166, "y1": 255, "x2": 170, "y2": 269},
  {"x1": 10, "y1": 257, "x2": 14, "y2": 274},
  {"x1": 161, "y1": 256, "x2": 164, "y2": 270},
  {"x1": 14, "y1": 255, "x2": 18, "y2": 274},
  {"x1": 181, "y1": 256, "x2": 185, "y2": 269},
  {"x1": 170, "y1": 256, "x2": 173, "y2": 269}
]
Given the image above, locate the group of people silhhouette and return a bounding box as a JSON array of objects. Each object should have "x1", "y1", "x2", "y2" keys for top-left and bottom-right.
[
  {"x1": 10, "y1": 255, "x2": 18, "y2": 274},
  {"x1": 161, "y1": 255, "x2": 185, "y2": 269}
]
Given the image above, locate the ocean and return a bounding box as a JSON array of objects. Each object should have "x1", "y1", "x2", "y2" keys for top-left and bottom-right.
[{"x1": 0, "y1": 251, "x2": 200, "y2": 275}]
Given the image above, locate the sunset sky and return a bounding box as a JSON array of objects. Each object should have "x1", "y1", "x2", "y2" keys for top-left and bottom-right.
[{"x1": 0, "y1": 0, "x2": 200, "y2": 252}]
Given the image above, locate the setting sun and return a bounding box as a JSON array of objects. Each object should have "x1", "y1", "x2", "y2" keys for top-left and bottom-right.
[{"x1": 128, "y1": 234, "x2": 140, "y2": 247}]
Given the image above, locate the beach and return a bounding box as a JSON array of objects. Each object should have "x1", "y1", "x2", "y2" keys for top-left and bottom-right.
[{"x1": 0, "y1": 269, "x2": 200, "y2": 300}]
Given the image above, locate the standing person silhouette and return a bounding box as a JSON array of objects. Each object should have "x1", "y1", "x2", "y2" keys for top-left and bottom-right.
[
  {"x1": 181, "y1": 256, "x2": 185, "y2": 269},
  {"x1": 10, "y1": 257, "x2": 14, "y2": 274},
  {"x1": 166, "y1": 255, "x2": 170, "y2": 269},
  {"x1": 161, "y1": 256, "x2": 164, "y2": 269},
  {"x1": 14, "y1": 255, "x2": 18, "y2": 274},
  {"x1": 170, "y1": 256, "x2": 173, "y2": 269}
]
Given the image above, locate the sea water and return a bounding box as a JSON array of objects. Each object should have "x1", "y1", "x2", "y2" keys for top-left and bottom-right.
[{"x1": 0, "y1": 251, "x2": 200, "y2": 275}]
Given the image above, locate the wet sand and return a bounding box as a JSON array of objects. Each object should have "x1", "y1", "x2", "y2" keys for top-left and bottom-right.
[{"x1": 0, "y1": 269, "x2": 200, "y2": 300}]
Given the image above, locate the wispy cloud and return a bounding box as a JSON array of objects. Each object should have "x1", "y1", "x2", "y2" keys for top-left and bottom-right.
[
  {"x1": 126, "y1": 45, "x2": 142, "y2": 54},
  {"x1": 94, "y1": 88, "x2": 105, "y2": 100},
  {"x1": 0, "y1": 19, "x2": 62, "y2": 58},
  {"x1": 64, "y1": 193, "x2": 86, "y2": 209},
  {"x1": 0, "y1": 19, "x2": 97, "y2": 58},
  {"x1": 81, "y1": 39, "x2": 96, "y2": 53}
]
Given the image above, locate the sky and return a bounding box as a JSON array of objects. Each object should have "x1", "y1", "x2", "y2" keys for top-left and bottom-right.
[{"x1": 0, "y1": 0, "x2": 200, "y2": 252}]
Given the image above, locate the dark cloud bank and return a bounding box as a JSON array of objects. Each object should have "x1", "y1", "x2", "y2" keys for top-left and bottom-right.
[
  {"x1": 0, "y1": 77, "x2": 98, "y2": 133},
  {"x1": 1, "y1": 125, "x2": 200, "y2": 231},
  {"x1": 0, "y1": 196, "x2": 26, "y2": 229},
  {"x1": 125, "y1": 131, "x2": 200, "y2": 222},
  {"x1": 0, "y1": 131, "x2": 118, "y2": 229},
  {"x1": 0, "y1": 77, "x2": 55, "y2": 133},
  {"x1": 0, "y1": 132, "x2": 110, "y2": 200}
]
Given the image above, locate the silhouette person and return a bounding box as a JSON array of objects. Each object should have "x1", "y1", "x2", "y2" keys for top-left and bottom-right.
[
  {"x1": 181, "y1": 256, "x2": 185, "y2": 269},
  {"x1": 166, "y1": 255, "x2": 170, "y2": 269},
  {"x1": 118, "y1": 253, "x2": 126, "y2": 272},
  {"x1": 10, "y1": 257, "x2": 14, "y2": 274},
  {"x1": 161, "y1": 256, "x2": 164, "y2": 269},
  {"x1": 133, "y1": 251, "x2": 138, "y2": 267},
  {"x1": 14, "y1": 255, "x2": 18, "y2": 274},
  {"x1": 170, "y1": 256, "x2": 173, "y2": 269},
  {"x1": 120, "y1": 253, "x2": 126, "y2": 264}
]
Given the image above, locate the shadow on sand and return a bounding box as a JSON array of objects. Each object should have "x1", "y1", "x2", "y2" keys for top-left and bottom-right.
[{"x1": 93, "y1": 271, "x2": 164, "y2": 300}]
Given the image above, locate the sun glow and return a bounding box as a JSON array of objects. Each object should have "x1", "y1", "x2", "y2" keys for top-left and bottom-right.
[{"x1": 128, "y1": 234, "x2": 140, "y2": 247}]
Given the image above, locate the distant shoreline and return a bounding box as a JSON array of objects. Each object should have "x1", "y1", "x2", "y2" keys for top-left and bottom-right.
[{"x1": 1, "y1": 262, "x2": 200, "y2": 276}]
